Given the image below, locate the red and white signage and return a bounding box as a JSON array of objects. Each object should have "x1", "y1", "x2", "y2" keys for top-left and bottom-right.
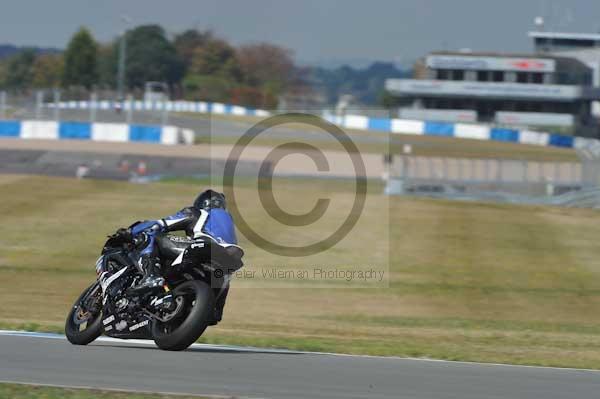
[{"x1": 427, "y1": 55, "x2": 556, "y2": 72}]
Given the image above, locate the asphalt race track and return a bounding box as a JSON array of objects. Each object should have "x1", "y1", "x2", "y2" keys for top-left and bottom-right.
[{"x1": 1, "y1": 331, "x2": 600, "y2": 398}]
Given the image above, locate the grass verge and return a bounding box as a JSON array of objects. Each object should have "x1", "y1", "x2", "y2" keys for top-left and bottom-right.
[
  {"x1": 2, "y1": 175, "x2": 600, "y2": 368},
  {"x1": 0, "y1": 383, "x2": 210, "y2": 399}
]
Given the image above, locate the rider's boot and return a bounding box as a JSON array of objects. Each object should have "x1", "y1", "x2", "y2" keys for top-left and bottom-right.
[
  {"x1": 132, "y1": 257, "x2": 165, "y2": 292},
  {"x1": 208, "y1": 285, "x2": 229, "y2": 325}
]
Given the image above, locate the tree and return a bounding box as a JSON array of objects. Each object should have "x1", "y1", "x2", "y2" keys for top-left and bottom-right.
[
  {"x1": 188, "y1": 37, "x2": 242, "y2": 81},
  {"x1": 0, "y1": 61, "x2": 7, "y2": 87},
  {"x1": 310, "y1": 62, "x2": 410, "y2": 105},
  {"x1": 62, "y1": 27, "x2": 99, "y2": 89},
  {"x1": 230, "y1": 86, "x2": 277, "y2": 108},
  {"x1": 96, "y1": 42, "x2": 117, "y2": 88},
  {"x1": 183, "y1": 74, "x2": 233, "y2": 102},
  {"x1": 174, "y1": 29, "x2": 212, "y2": 70},
  {"x1": 125, "y1": 25, "x2": 184, "y2": 88},
  {"x1": 182, "y1": 35, "x2": 243, "y2": 102},
  {"x1": 237, "y1": 43, "x2": 294, "y2": 92},
  {"x1": 379, "y1": 90, "x2": 402, "y2": 109},
  {"x1": 3, "y1": 49, "x2": 36, "y2": 89},
  {"x1": 31, "y1": 54, "x2": 63, "y2": 88}
]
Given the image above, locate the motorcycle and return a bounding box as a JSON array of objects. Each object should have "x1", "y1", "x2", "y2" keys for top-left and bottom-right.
[{"x1": 65, "y1": 222, "x2": 243, "y2": 351}]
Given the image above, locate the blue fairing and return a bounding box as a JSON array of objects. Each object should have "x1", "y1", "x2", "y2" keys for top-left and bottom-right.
[
  {"x1": 205, "y1": 209, "x2": 238, "y2": 245},
  {"x1": 131, "y1": 220, "x2": 161, "y2": 236},
  {"x1": 165, "y1": 211, "x2": 186, "y2": 221},
  {"x1": 140, "y1": 235, "x2": 156, "y2": 256},
  {"x1": 130, "y1": 220, "x2": 163, "y2": 256}
]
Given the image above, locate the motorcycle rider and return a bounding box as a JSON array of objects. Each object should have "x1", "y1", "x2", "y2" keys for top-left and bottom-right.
[{"x1": 111, "y1": 189, "x2": 242, "y2": 324}]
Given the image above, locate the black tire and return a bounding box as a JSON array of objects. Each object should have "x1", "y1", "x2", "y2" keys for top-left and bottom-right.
[
  {"x1": 65, "y1": 283, "x2": 103, "y2": 346},
  {"x1": 151, "y1": 280, "x2": 214, "y2": 351}
]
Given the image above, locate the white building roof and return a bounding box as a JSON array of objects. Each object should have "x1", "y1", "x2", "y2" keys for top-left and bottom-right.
[{"x1": 529, "y1": 31, "x2": 600, "y2": 41}]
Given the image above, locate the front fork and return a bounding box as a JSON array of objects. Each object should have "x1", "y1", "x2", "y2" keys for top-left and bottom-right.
[{"x1": 81, "y1": 282, "x2": 103, "y2": 315}]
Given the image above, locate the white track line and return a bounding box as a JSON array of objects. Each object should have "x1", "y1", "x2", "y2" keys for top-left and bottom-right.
[
  {"x1": 0, "y1": 330, "x2": 303, "y2": 354},
  {"x1": 1, "y1": 329, "x2": 599, "y2": 373}
]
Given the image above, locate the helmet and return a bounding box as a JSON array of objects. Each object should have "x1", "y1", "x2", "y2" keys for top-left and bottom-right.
[{"x1": 194, "y1": 189, "x2": 226, "y2": 211}]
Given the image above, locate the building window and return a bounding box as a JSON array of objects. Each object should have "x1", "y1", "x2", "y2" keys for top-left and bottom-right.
[
  {"x1": 477, "y1": 71, "x2": 488, "y2": 82},
  {"x1": 517, "y1": 72, "x2": 528, "y2": 83},
  {"x1": 492, "y1": 71, "x2": 504, "y2": 82},
  {"x1": 451, "y1": 70, "x2": 464, "y2": 81},
  {"x1": 436, "y1": 69, "x2": 449, "y2": 80},
  {"x1": 531, "y1": 73, "x2": 543, "y2": 84}
]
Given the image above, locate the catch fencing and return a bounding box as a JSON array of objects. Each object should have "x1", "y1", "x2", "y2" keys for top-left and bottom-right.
[
  {"x1": 385, "y1": 155, "x2": 585, "y2": 196},
  {"x1": 2, "y1": 89, "x2": 599, "y2": 152}
]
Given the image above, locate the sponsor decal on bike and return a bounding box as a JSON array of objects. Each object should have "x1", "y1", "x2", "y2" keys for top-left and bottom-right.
[
  {"x1": 169, "y1": 235, "x2": 192, "y2": 243},
  {"x1": 102, "y1": 315, "x2": 115, "y2": 325},
  {"x1": 129, "y1": 320, "x2": 149, "y2": 332},
  {"x1": 171, "y1": 250, "x2": 185, "y2": 266},
  {"x1": 99, "y1": 267, "x2": 128, "y2": 293}
]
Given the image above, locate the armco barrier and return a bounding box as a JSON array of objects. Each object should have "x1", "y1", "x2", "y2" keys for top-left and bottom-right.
[
  {"x1": 0, "y1": 120, "x2": 193, "y2": 145},
  {"x1": 0, "y1": 120, "x2": 21, "y2": 137},
  {"x1": 324, "y1": 113, "x2": 595, "y2": 150},
  {"x1": 47, "y1": 100, "x2": 596, "y2": 150}
]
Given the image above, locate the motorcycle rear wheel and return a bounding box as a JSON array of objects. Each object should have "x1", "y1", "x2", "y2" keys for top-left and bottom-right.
[
  {"x1": 65, "y1": 283, "x2": 103, "y2": 345},
  {"x1": 151, "y1": 280, "x2": 214, "y2": 351}
]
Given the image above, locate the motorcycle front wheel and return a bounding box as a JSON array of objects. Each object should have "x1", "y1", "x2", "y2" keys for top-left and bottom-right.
[
  {"x1": 65, "y1": 282, "x2": 103, "y2": 345},
  {"x1": 151, "y1": 280, "x2": 214, "y2": 351}
]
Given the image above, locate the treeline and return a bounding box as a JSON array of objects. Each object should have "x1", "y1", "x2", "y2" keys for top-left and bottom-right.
[
  {"x1": 310, "y1": 62, "x2": 410, "y2": 105},
  {"x1": 0, "y1": 26, "x2": 298, "y2": 108}
]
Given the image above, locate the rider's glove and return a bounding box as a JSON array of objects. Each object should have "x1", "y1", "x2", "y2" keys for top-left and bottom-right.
[
  {"x1": 113, "y1": 227, "x2": 133, "y2": 242},
  {"x1": 132, "y1": 233, "x2": 147, "y2": 247}
]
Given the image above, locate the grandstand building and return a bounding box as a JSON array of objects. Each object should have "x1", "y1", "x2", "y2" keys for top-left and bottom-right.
[{"x1": 386, "y1": 31, "x2": 600, "y2": 137}]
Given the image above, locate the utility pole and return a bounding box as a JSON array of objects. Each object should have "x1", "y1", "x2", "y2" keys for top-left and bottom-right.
[{"x1": 116, "y1": 15, "x2": 132, "y2": 102}]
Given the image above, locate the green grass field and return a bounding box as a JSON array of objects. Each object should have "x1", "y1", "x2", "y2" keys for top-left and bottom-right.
[
  {"x1": 2, "y1": 174, "x2": 600, "y2": 368},
  {"x1": 0, "y1": 383, "x2": 208, "y2": 399}
]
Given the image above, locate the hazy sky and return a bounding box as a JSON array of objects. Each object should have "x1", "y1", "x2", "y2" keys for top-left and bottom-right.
[{"x1": 2, "y1": 0, "x2": 600, "y2": 67}]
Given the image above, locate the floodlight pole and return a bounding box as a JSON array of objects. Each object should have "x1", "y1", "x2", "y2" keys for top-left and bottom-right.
[
  {"x1": 117, "y1": 15, "x2": 131, "y2": 102},
  {"x1": 117, "y1": 33, "x2": 126, "y2": 100}
]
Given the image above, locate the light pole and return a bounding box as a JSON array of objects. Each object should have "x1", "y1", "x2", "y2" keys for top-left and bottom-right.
[{"x1": 117, "y1": 15, "x2": 132, "y2": 102}]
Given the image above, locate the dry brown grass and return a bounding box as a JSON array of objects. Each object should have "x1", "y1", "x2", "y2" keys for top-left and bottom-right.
[
  {"x1": 0, "y1": 383, "x2": 210, "y2": 399},
  {"x1": 2, "y1": 174, "x2": 600, "y2": 368}
]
